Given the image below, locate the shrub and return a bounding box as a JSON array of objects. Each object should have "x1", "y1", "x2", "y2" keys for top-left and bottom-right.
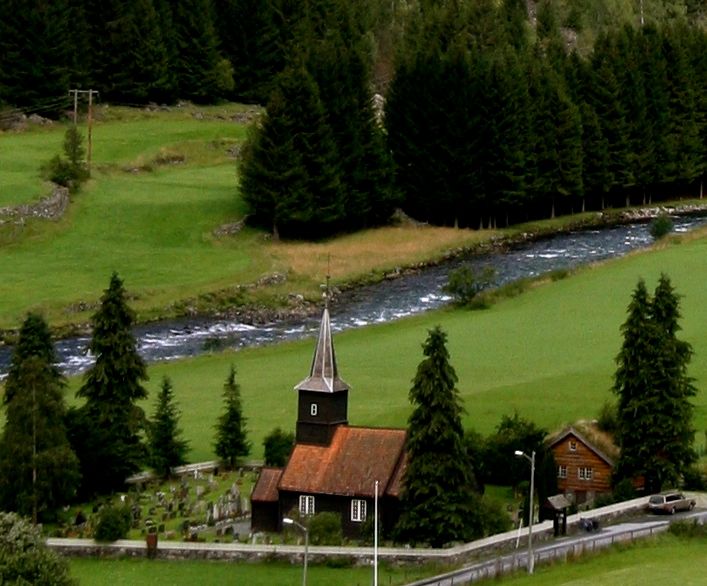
[
  {"x1": 94, "y1": 504, "x2": 132, "y2": 542},
  {"x1": 443, "y1": 265, "x2": 496, "y2": 306},
  {"x1": 682, "y1": 465, "x2": 707, "y2": 491},
  {"x1": 596, "y1": 400, "x2": 618, "y2": 433},
  {"x1": 668, "y1": 519, "x2": 707, "y2": 538},
  {"x1": 649, "y1": 215, "x2": 674, "y2": 240},
  {"x1": 308, "y1": 512, "x2": 343, "y2": 546},
  {"x1": 479, "y1": 499, "x2": 513, "y2": 536},
  {"x1": 0, "y1": 512, "x2": 75, "y2": 585},
  {"x1": 263, "y1": 427, "x2": 295, "y2": 467}
]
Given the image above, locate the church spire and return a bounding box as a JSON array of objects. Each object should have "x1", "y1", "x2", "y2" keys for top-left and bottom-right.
[{"x1": 294, "y1": 273, "x2": 349, "y2": 394}]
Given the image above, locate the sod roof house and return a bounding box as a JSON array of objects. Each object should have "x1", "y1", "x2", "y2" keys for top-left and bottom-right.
[
  {"x1": 547, "y1": 424, "x2": 618, "y2": 503},
  {"x1": 251, "y1": 299, "x2": 407, "y2": 537}
]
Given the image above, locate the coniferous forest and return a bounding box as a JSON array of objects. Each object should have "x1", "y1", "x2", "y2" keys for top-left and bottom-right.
[{"x1": 3, "y1": 1, "x2": 707, "y2": 237}]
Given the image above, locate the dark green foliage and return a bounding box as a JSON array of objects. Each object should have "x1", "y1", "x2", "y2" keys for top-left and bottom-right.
[
  {"x1": 308, "y1": 511, "x2": 343, "y2": 546},
  {"x1": 596, "y1": 400, "x2": 618, "y2": 434},
  {"x1": 395, "y1": 327, "x2": 482, "y2": 547},
  {"x1": 443, "y1": 265, "x2": 496, "y2": 306},
  {"x1": 239, "y1": 63, "x2": 344, "y2": 239},
  {"x1": 613, "y1": 275, "x2": 697, "y2": 493},
  {"x1": 681, "y1": 466, "x2": 707, "y2": 491},
  {"x1": 649, "y1": 214, "x2": 674, "y2": 239},
  {"x1": 482, "y1": 412, "x2": 548, "y2": 487},
  {"x1": 263, "y1": 427, "x2": 294, "y2": 467},
  {"x1": 170, "y1": 0, "x2": 233, "y2": 102},
  {"x1": 478, "y1": 498, "x2": 513, "y2": 535},
  {"x1": 0, "y1": 0, "x2": 72, "y2": 114},
  {"x1": 41, "y1": 126, "x2": 89, "y2": 192},
  {"x1": 73, "y1": 273, "x2": 149, "y2": 496},
  {"x1": 0, "y1": 512, "x2": 76, "y2": 586},
  {"x1": 668, "y1": 519, "x2": 707, "y2": 538},
  {"x1": 214, "y1": 365, "x2": 250, "y2": 468},
  {"x1": 94, "y1": 504, "x2": 131, "y2": 542},
  {"x1": 0, "y1": 314, "x2": 80, "y2": 522},
  {"x1": 148, "y1": 377, "x2": 190, "y2": 477}
]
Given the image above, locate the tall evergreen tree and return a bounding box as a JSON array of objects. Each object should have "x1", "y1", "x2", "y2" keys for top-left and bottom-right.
[
  {"x1": 0, "y1": 314, "x2": 80, "y2": 522},
  {"x1": 171, "y1": 0, "x2": 233, "y2": 102},
  {"x1": 394, "y1": 327, "x2": 481, "y2": 547},
  {"x1": 240, "y1": 62, "x2": 344, "y2": 238},
  {"x1": 613, "y1": 275, "x2": 697, "y2": 492},
  {"x1": 0, "y1": 0, "x2": 73, "y2": 113},
  {"x1": 72, "y1": 272, "x2": 149, "y2": 496},
  {"x1": 214, "y1": 365, "x2": 250, "y2": 468},
  {"x1": 148, "y1": 376, "x2": 189, "y2": 477}
]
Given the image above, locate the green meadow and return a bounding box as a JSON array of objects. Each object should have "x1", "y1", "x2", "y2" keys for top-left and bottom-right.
[
  {"x1": 60, "y1": 227, "x2": 707, "y2": 463},
  {"x1": 2, "y1": 105, "x2": 706, "y2": 463},
  {"x1": 67, "y1": 535, "x2": 707, "y2": 585}
]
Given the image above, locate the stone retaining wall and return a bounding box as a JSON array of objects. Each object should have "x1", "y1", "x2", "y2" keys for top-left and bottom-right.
[{"x1": 46, "y1": 494, "x2": 679, "y2": 566}]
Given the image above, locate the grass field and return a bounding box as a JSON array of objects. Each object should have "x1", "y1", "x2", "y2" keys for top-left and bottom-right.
[
  {"x1": 0, "y1": 106, "x2": 491, "y2": 329},
  {"x1": 58, "y1": 226, "x2": 707, "y2": 463},
  {"x1": 493, "y1": 534, "x2": 707, "y2": 586},
  {"x1": 66, "y1": 535, "x2": 706, "y2": 585},
  {"x1": 69, "y1": 558, "x2": 438, "y2": 586}
]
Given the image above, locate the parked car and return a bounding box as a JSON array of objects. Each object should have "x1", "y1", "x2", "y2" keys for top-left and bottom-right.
[{"x1": 647, "y1": 491, "x2": 696, "y2": 514}]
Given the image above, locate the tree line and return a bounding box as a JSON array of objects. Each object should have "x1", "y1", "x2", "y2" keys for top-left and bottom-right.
[{"x1": 0, "y1": 273, "x2": 250, "y2": 522}]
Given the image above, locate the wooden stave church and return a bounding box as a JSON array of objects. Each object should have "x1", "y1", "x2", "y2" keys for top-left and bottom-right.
[{"x1": 250, "y1": 298, "x2": 407, "y2": 537}]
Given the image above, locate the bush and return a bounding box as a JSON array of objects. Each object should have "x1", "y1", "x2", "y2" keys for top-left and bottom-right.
[
  {"x1": 649, "y1": 215, "x2": 674, "y2": 240},
  {"x1": 308, "y1": 512, "x2": 343, "y2": 546},
  {"x1": 596, "y1": 400, "x2": 618, "y2": 433},
  {"x1": 443, "y1": 265, "x2": 496, "y2": 306},
  {"x1": 263, "y1": 427, "x2": 295, "y2": 467},
  {"x1": 479, "y1": 499, "x2": 513, "y2": 536},
  {"x1": 0, "y1": 512, "x2": 75, "y2": 585},
  {"x1": 682, "y1": 465, "x2": 707, "y2": 491},
  {"x1": 668, "y1": 519, "x2": 707, "y2": 538},
  {"x1": 94, "y1": 504, "x2": 132, "y2": 542}
]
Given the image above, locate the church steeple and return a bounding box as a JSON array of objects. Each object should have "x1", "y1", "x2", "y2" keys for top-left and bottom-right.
[{"x1": 294, "y1": 278, "x2": 350, "y2": 444}]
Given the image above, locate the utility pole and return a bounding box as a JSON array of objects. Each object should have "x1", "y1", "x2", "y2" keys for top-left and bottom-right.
[{"x1": 68, "y1": 89, "x2": 99, "y2": 173}]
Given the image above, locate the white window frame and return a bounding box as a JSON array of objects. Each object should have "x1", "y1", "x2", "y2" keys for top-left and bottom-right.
[
  {"x1": 351, "y1": 499, "x2": 367, "y2": 522},
  {"x1": 558, "y1": 465, "x2": 567, "y2": 479},
  {"x1": 578, "y1": 467, "x2": 593, "y2": 480},
  {"x1": 310, "y1": 403, "x2": 318, "y2": 416},
  {"x1": 569, "y1": 440, "x2": 577, "y2": 451},
  {"x1": 299, "y1": 495, "x2": 315, "y2": 516}
]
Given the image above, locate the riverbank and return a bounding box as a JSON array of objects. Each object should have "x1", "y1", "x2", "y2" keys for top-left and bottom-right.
[{"x1": 2, "y1": 199, "x2": 706, "y2": 346}]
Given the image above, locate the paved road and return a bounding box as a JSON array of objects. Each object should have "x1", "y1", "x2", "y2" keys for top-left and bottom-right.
[{"x1": 405, "y1": 509, "x2": 707, "y2": 586}]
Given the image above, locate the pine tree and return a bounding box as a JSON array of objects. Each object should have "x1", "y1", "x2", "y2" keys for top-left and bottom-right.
[
  {"x1": 148, "y1": 376, "x2": 189, "y2": 477},
  {"x1": 214, "y1": 365, "x2": 250, "y2": 468},
  {"x1": 73, "y1": 272, "x2": 149, "y2": 496},
  {"x1": 171, "y1": 0, "x2": 233, "y2": 102},
  {"x1": 394, "y1": 327, "x2": 482, "y2": 547},
  {"x1": 0, "y1": 314, "x2": 80, "y2": 522},
  {"x1": 239, "y1": 62, "x2": 344, "y2": 238},
  {"x1": 613, "y1": 276, "x2": 697, "y2": 492}
]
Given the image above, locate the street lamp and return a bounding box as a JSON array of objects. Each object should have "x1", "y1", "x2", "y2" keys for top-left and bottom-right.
[
  {"x1": 283, "y1": 517, "x2": 308, "y2": 586},
  {"x1": 514, "y1": 449, "x2": 536, "y2": 575}
]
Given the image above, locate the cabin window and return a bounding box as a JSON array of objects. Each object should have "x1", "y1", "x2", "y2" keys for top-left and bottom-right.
[
  {"x1": 558, "y1": 465, "x2": 567, "y2": 478},
  {"x1": 299, "y1": 495, "x2": 315, "y2": 516},
  {"x1": 310, "y1": 403, "x2": 318, "y2": 416},
  {"x1": 569, "y1": 440, "x2": 577, "y2": 451},
  {"x1": 578, "y1": 467, "x2": 593, "y2": 480},
  {"x1": 351, "y1": 499, "x2": 367, "y2": 522}
]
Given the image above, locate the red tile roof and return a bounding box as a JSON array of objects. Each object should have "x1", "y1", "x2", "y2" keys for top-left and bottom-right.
[
  {"x1": 279, "y1": 426, "x2": 406, "y2": 498},
  {"x1": 251, "y1": 467, "x2": 284, "y2": 503}
]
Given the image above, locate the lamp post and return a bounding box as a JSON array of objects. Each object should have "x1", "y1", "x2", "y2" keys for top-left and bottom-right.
[
  {"x1": 514, "y1": 449, "x2": 536, "y2": 574},
  {"x1": 283, "y1": 517, "x2": 308, "y2": 586}
]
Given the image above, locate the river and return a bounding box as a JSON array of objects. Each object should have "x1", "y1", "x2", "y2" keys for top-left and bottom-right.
[{"x1": 2, "y1": 214, "x2": 706, "y2": 377}]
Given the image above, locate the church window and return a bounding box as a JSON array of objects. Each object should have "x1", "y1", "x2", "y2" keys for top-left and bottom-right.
[
  {"x1": 310, "y1": 403, "x2": 318, "y2": 416},
  {"x1": 299, "y1": 495, "x2": 315, "y2": 516},
  {"x1": 351, "y1": 499, "x2": 366, "y2": 522}
]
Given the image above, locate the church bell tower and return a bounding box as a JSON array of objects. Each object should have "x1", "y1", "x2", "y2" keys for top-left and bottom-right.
[{"x1": 294, "y1": 286, "x2": 349, "y2": 445}]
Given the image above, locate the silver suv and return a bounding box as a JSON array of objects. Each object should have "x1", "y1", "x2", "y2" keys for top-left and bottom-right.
[{"x1": 647, "y1": 492, "x2": 696, "y2": 514}]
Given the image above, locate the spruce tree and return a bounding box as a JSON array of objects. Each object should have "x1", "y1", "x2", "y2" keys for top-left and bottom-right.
[
  {"x1": 73, "y1": 272, "x2": 148, "y2": 496},
  {"x1": 0, "y1": 314, "x2": 80, "y2": 522},
  {"x1": 148, "y1": 376, "x2": 189, "y2": 477},
  {"x1": 613, "y1": 276, "x2": 697, "y2": 492},
  {"x1": 395, "y1": 327, "x2": 481, "y2": 547},
  {"x1": 214, "y1": 365, "x2": 250, "y2": 468},
  {"x1": 240, "y1": 62, "x2": 344, "y2": 238}
]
